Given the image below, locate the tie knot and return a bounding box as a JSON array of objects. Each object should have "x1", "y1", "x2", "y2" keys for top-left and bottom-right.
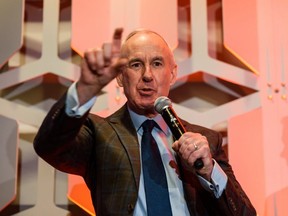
[{"x1": 142, "y1": 119, "x2": 156, "y2": 133}]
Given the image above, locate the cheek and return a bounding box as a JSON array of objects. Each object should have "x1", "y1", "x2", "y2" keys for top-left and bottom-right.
[
  {"x1": 124, "y1": 71, "x2": 141, "y2": 85},
  {"x1": 122, "y1": 74, "x2": 139, "y2": 92},
  {"x1": 158, "y1": 75, "x2": 172, "y2": 87},
  {"x1": 157, "y1": 77, "x2": 173, "y2": 95}
]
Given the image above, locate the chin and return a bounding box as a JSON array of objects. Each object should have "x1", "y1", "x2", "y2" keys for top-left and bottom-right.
[
  {"x1": 134, "y1": 100, "x2": 153, "y2": 111},
  {"x1": 141, "y1": 97, "x2": 155, "y2": 106}
]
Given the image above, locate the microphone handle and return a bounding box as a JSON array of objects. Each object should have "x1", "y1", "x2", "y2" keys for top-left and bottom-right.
[{"x1": 161, "y1": 107, "x2": 204, "y2": 170}]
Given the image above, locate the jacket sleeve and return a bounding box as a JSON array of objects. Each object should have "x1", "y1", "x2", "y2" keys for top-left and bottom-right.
[
  {"x1": 210, "y1": 131, "x2": 256, "y2": 216},
  {"x1": 33, "y1": 93, "x2": 96, "y2": 177},
  {"x1": 182, "y1": 121, "x2": 257, "y2": 216}
]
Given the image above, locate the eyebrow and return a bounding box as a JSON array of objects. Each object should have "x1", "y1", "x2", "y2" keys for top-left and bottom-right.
[
  {"x1": 128, "y1": 56, "x2": 164, "y2": 63},
  {"x1": 127, "y1": 58, "x2": 143, "y2": 66},
  {"x1": 152, "y1": 56, "x2": 164, "y2": 62}
]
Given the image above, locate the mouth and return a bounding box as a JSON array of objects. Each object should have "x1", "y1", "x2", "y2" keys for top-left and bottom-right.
[{"x1": 138, "y1": 87, "x2": 156, "y2": 96}]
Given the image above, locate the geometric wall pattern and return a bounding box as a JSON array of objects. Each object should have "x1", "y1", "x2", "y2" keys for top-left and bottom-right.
[
  {"x1": 0, "y1": 115, "x2": 18, "y2": 212},
  {"x1": 0, "y1": 0, "x2": 287, "y2": 215}
]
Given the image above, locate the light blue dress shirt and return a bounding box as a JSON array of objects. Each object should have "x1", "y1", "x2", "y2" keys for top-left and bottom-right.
[{"x1": 65, "y1": 82, "x2": 228, "y2": 215}]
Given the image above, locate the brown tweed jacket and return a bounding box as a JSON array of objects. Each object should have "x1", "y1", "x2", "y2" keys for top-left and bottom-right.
[{"x1": 34, "y1": 94, "x2": 256, "y2": 216}]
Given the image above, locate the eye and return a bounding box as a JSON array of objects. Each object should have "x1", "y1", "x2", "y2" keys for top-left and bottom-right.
[
  {"x1": 129, "y1": 61, "x2": 143, "y2": 71},
  {"x1": 152, "y1": 60, "x2": 163, "y2": 68}
]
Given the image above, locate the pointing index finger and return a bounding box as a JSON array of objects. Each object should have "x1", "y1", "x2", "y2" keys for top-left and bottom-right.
[{"x1": 112, "y1": 28, "x2": 123, "y2": 57}]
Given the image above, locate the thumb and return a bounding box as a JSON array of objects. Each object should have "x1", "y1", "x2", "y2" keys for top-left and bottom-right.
[
  {"x1": 111, "y1": 57, "x2": 128, "y2": 76},
  {"x1": 172, "y1": 141, "x2": 180, "y2": 152}
]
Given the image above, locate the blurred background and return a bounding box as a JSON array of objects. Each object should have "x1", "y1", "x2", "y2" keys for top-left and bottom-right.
[{"x1": 0, "y1": 0, "x2": 287, "y2": 215}]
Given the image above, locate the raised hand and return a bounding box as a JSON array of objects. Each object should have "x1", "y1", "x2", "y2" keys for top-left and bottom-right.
[{"x1": 76, "y1": 28, "x2": 128, "y2": 105}]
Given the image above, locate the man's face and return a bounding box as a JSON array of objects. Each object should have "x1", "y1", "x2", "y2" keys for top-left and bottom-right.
[{"x1": 117, "y1": 32, "x2": 177, "y2": 117}]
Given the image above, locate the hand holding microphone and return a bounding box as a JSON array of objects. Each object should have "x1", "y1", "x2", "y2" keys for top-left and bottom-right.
[{"x1": 154, "y1": 96, "x2": 205, "y2": 170}]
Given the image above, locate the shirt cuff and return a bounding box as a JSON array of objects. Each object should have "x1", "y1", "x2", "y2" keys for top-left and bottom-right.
[
  {"x1": 65, "y1": 82, "x2": 97, "y2": 117},
  {"x1": 197, "y1": 159, "x2": 228, "y2": 198}
]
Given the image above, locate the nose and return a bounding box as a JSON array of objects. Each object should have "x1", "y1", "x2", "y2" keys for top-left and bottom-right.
[{"x1": 142, "y1": 65, "x2": 153, "y2": 82}]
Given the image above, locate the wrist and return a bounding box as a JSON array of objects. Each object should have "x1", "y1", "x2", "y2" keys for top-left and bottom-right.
[
  {"x1": 76, "y1": 81, "x2": 101, "y2": 106},
  {"x1": 196, "y1": 159, "x2": 214, "y2": 182}
]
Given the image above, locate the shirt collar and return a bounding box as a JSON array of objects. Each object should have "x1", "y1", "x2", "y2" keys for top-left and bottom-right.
[{"x1": 127, "y1": 106, "x2": 170, "y2": 136}]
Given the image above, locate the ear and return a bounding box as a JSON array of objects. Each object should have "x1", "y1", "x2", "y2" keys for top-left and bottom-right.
[
  {"x1": 116, "y1": 73, "x2": 123, "y2": 87},
  {"x1": 170, "y1": 64, "x2": 178, "y2": 86}
]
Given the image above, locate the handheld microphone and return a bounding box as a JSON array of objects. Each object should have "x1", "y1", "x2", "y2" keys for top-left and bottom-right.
[{"x1": 154, "y1": 96, "x2": 204, "y2": 170}]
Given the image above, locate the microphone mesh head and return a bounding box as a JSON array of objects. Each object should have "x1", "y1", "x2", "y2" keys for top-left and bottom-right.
[{"x1": 154, "y1": 96, "x2": 172, "y2": 113}]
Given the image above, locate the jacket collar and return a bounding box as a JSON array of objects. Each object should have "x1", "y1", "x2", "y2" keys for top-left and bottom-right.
[{"x1": 107, "y1": 104, "x2": 141, "y2": 188}]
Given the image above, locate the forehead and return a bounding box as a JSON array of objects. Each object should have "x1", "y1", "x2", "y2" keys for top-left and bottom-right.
[
  {"x1": 121, "y1": 32, "x2": 170, "y2": 58},
  {"x1": 124, "y1": 31, "x2": 169, "y2": 46}
]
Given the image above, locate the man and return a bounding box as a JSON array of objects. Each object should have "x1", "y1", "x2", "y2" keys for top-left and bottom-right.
[{"x1": 34, "y1": 28, "x2": 256, "y2": 215}]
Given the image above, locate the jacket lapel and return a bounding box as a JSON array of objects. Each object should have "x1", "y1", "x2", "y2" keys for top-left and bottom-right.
[{"x1": 107, "y1": 104, "x2": 141, "y2": 189}]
